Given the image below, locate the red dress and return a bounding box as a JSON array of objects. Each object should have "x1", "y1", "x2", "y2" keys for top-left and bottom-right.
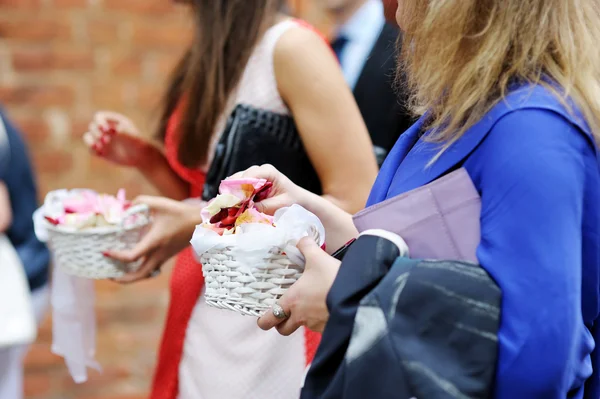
[{"x1": 149, "y1": 45, "x2": 322, "y2": 396}]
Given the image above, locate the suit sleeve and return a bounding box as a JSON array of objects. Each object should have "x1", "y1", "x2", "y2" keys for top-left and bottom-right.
[{"x1": 475, "y1": 109, "x2": 596, "y2": 398}]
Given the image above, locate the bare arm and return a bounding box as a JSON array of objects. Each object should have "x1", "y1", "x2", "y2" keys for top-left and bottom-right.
[
  {"x1": 137, "y1": 144, "x2": 189, "y2": 200},
  {"x1": 274, "y1": 25, "x2": 379, "y2": 214},
  {"x1": 0, "y1": 181, "x2": 12, "y2": 233}
]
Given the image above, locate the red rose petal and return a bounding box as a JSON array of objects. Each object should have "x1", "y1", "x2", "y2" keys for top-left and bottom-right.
[
  {"x1": 254, "y1": 181, "x2": 273, "y2": 202},
  {"x1": 44, "y1": 216, "x2": 59, "y2": 225},
  {"x1": 220, "y1": 215, "x2": 237, "y2": 227},
  {"x1": 209, "y1": 208, "x2": 229, "y2": 224}
]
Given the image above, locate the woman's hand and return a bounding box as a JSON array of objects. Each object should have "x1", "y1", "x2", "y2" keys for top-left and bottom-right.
[
  {"x1": 83, "y1": 111, "x2": 157, "y2": 168},
  {"x1": 84, "y1": 111, "x2": 189, "y2": 200},
  {"x1": 229, "y1": 164, "x2": 312, "y2": 215},
  {"x1": 234, "y1": 164, "x2": 359, "y2": 252},
  {"x1": 105, "y1": 196, "x2": 204, "y2": 284},
  {"x1": 257, "y1": 237, "x2": 340, "y2": 335}
]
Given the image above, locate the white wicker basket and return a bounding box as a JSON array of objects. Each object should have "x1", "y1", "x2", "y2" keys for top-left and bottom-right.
[
  {"x1": 45, "y1": 204, "x2": 150, "y2": 279},
  {"x1": 200, "y1": 228, "x2": 320, "y2": 317}
]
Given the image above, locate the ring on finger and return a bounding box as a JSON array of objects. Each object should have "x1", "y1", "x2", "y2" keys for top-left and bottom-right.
[
  {"x1": 272, "y1": 303, "x2": 289, "y2": 320},
  {"x1": 150, "y1": 269, "x2": 161, "y2": 278}
]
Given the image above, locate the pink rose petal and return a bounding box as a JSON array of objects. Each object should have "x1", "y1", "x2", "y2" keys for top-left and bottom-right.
[
  {"x1": 234, "y1": 208, "x2": 274, "y2": 227},
  {"x1": 219, "y1": 178, "x2": 268, "y2": 201}
]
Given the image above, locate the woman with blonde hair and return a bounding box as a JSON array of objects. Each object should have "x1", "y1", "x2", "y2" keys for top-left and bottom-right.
[{"x1": 238, "y1": 0, "x2": 600, "y2": 397}]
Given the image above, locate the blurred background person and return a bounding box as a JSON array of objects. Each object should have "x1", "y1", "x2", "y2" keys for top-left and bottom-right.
[
  {"x1": 0, "y1": 109, "x2": 50, "y2": 399},
  {"x1": 321, "y1": 0, "x2": 412, "y2": 166},
  {"x1": 84, "y1": 1, "x2": 377, "y2": 398}
]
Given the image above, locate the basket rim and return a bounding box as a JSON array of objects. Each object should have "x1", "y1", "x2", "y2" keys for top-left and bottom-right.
[{"x1": 45, "y1": 219, "x2": 149, "y2": 236}]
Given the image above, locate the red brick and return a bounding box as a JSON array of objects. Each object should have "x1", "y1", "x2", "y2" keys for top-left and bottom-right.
[
  {"x1": 12, "y1": 48, "x2": 95, "y2": 71},
  {"x1": 23, "y1": 342, "x2": 63, "y2": 371},
  {"x1": 61, "y1": 366, "x2": 131, "y2": 391},
  {"x1": 12, "y1": 116, "x2": 50, "y2": 142},
  {"x1": 71, "y1": 118, "x2": 91, "y2": 139},
  {"x1": 23, "y1": 372, "x2": 52, "y2": 397},
  {"x1": 103, "y1": 0, "x2": 174, "y2": 15},
  {"x1": 113, "y1": 53, "x2": 142, "y2": 76},
  {"x1": 154, "y1": 51, "x2": 181, "y2": 77},
  {"x1": 0, "y1": 85, "x2": 75, "y2": 107},
  {"x1": 0, "y1": 0, "x2": 41, "y2": 9},
  {"x1": 81, "y1": 396, "x2": 148, "y2": 399},
  {"x1": 33, "y1": 148, "x2": 74, "y2": 174},
  {"x1": 96, "y1": 305, "x2": 160, "y2": 328},
  {"x1": 91, "y1": 81, "x2": 130, "y2": 110},
  {"x1": 0, "y1": 19, "x2": 71, "y2": 41},
  {"x1": 53, "y1": 0, "x2": 88, "y2": 7},
  {"x1": 96, "y1": 279, "x2": 122, "y2": 293},
  {"x1": 132, "y1": 21, "x2": 192, "y2": 49},
  {"x1": 37, "y1": 317, "x2": 53, "y2": 342},
  {"x1": 88, "y1": 19, "x2": 120, "y2": 45},
  {"x1": 137, "y1": 83, "x2": 163, "y2": 110}
]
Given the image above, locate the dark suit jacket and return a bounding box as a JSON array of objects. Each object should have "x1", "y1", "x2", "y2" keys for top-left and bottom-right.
[
  {"x1": 353, "y1": 23, "x2": 413, "y2": 166},
  {"x1": 0, "y1": 109, "x2": 49, "y2": 291},
  {"x1": 301, "y1": 235, "x2": 501, "y2": 399}
]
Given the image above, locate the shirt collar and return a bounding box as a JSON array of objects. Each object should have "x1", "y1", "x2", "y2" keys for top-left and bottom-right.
[{"x1": 337, "y1": 0, "x2": 385, "y2": 42}]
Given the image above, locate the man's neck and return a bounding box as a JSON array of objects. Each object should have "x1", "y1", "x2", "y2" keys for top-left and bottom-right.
[{"x1": 331, "y1": 0, "x2": 369, "y2": 26}]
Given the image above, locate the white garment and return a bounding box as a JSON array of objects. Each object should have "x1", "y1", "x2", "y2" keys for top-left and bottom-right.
[
  {"x1": 203, "y1": 19, "x2": 295, "y2": 171},
  {"x1": 334, "y1": 0, "x2": 385, "y2": 90},
  {"x1": 178, "y1": 20, "x2": 309, "y2": 399},
  {"x1": 178, "y1": 289, "x2": 306, "y2": 399},
  {"x1": 0, "y1": 285, "x2": 50, "y2": 399}
]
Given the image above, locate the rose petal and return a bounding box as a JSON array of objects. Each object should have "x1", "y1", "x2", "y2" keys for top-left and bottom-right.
[
  {"x1": 201, "y1": 194, "x2": 243, "y2": 223},
  {"x1": 253, "y1": 181, "x2": 273, "y2": 202},
  {"x1": 201, "y1": 223, "x2": 228, "y2": 235},
  {"x1": 234, "y1": 208, "x2": 274, "y2": 227},
  {"x1": 63, "y1": 213, "x2": 97, "y2": 229},
  {"x1": 218, "y1": 178, "x2": 268, "y2": 201},
  {"x1": 44, "y1": 216, "x2": 60, "y2": 225}
]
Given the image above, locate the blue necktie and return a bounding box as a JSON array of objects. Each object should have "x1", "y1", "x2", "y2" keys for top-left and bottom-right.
[{"x1": 330, "y1": 35, "x2": 349, "y2": 62}]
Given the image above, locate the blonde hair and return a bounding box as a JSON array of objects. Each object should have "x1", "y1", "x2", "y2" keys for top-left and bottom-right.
[{"x1": 398, "y1": 0, "x2": 600, "y2": 152}]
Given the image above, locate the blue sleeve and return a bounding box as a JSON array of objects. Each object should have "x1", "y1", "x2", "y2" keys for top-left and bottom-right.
[
  {"x1": 473, "y1": 109, "x2": 595, "y2": 398},
  {"x1": 0, "y1": 109, "x2": 49, "y2": 289}
]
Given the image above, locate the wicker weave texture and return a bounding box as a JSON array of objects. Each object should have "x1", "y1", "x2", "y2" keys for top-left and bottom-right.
[
  {"x1": 201, "y1": 246, "x2": 304, "y2": 317},
  {"x1": 46, "y1": 206, "x2": 150, "y2": 279}
]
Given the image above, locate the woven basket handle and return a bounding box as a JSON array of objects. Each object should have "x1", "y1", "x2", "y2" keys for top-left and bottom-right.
[{"x1": 120, "y1": 204, "x2": 150, "y2": 229}]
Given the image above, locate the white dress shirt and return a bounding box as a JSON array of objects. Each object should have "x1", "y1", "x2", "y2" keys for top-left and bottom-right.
[{"x1": 335, "y1": 0, "x2": 386, "y2": 90}]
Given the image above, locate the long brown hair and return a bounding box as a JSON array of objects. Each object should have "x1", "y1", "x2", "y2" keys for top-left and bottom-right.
[
  {"x1": 157, "y1": 0, "x2": 285, "y2": 167},
  {"x1": 397, "y1": 0, "x2": 600, "y2": 158}
]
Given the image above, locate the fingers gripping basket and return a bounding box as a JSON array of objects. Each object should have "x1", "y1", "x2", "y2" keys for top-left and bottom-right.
[
  {"x1": 37, "y1": 190, "x2": 151, "y2": 279},
  {"x1": 192, "y1": 205, "x2": 325, "y2": 317}
]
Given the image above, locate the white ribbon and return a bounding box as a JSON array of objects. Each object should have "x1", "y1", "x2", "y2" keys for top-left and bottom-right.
[{"x1": 33, "y1": 191, "x2": 101, "y2": 383}]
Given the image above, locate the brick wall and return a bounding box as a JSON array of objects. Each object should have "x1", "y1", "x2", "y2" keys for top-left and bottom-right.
[
  {"x1": 0, "y1": 1, "x2": 191, "y2": 396},
  {"x1": 0, "y1": 0, "x2": 329, "y2": 398},
  {"x1": 0, "y1": 0, "x2": 194, "y2": 199}
]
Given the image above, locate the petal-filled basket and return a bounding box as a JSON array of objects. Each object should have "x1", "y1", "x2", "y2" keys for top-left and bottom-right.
[
  {"x1": 191, "y1": 179, "x2": 325, "y2": 317},
  {"x1": 34, "y1": 189, "x2": 151, "y2": 279}
]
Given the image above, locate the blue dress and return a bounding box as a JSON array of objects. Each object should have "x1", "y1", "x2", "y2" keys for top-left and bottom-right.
[{"x1": 367, "y1": 84, "x2": 600, "y2": 398}]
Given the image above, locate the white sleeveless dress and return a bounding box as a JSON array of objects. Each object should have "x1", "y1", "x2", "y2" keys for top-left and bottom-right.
[{"x1": 177, "y1": 20, "x2": 307, "y2": 399}]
